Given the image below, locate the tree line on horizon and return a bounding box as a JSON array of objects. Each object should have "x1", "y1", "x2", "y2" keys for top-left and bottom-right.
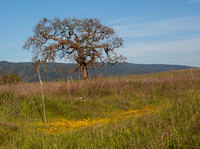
[{"x1": 0, "y1": 61, "x2": 192, "y2": 83}]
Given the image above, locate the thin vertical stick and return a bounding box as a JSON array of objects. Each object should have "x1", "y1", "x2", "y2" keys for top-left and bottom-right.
[
  {"x1": 37, "y1": 67, "x2": 47, "y2": 124},
  {"x1": 190, "y1": 68, "x2": 195, "y2": 80},
  {"x1": 70, "y1": 74, "x2": 74, "y2": 86},
  {"x1": 67, "y1": 75, "x2": 70, "y2": 94}
]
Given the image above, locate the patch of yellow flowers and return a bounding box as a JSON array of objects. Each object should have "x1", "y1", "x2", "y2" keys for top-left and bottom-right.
[{"x1": 36, "y1": 106, "x2": 162, "y2": 135}]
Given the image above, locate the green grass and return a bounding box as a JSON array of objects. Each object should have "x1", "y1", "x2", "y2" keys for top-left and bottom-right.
[{"x1": 0, "y1": 68, "x2": 200, "y2": 148}]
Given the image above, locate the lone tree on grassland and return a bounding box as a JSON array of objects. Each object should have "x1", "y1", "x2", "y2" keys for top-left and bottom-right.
[{"x1": 23, "y1": 17, "x2": 126, "y2": 79}]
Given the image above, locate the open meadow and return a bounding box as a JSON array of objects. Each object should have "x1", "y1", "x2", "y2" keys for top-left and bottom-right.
[{"x1": 0, "y1": 68, "x2": 200, "y2": 148}]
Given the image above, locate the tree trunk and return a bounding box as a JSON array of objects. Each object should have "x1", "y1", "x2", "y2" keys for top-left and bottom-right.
[{"x1": 80, "y1": 63, "x2": 88, "y2": 79}]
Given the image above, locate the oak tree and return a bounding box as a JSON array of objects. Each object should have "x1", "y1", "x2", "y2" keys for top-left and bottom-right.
[{"x1": 23, "y1": 17, "x2": 126, "y2": 79}]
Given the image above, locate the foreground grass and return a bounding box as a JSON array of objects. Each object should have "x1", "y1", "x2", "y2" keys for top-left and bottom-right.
[{"x1": 0, "y1": 68, "x2": 200, "y2": 148}]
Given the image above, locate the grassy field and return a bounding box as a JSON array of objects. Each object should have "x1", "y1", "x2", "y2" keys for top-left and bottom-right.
[{"x1": 0, "y1": 68, "x2": 200, "y2": 148}]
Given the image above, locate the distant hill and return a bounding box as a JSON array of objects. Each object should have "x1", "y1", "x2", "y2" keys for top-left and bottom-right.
[{"x1": 0, "y1": 61, "x2": 193, "y2": 82}]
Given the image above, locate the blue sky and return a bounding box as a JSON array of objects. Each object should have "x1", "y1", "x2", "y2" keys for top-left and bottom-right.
[{"x1": 0, "y1": 0, "x2": 200, "y2": 67}]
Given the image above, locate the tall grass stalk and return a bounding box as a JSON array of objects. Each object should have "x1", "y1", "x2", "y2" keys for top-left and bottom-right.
[{"x1": 37, "y1": 67, "x2": 47, "y2": 124}]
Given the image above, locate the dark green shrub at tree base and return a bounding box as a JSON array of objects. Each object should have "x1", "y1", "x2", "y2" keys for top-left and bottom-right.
[{"x1": 0, "y1": 74, "x2": 22, "y2": 84}]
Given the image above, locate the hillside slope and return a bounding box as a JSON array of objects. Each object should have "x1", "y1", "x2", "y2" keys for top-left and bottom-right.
[{"x1": 0, "y1": 61, "x2": 192, "y2": 82}]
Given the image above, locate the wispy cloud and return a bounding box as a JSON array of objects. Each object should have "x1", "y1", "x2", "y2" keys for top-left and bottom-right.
[
  {"x1": 109, "y1": 16, "x2": 145, "y2": 24},
  {"x1": 109, "y1": 17, "x2": 131, "y2": 24},
  {"x1": 190, "y1": 0, "x2": 200, "y2": 3},
  {"x1": 126, "y1": 38, "x2": 200, "y2": 55},
  {"x1": 112, "y1": 16, "x2": 200, "y2": 37},
  {"x1": 123, "y1": 38, "x2": 200, "y2": 66}
]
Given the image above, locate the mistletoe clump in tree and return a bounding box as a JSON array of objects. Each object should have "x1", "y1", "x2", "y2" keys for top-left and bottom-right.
[{"x1": 23, "y1": 17, "x2": 126, "y2": 79}]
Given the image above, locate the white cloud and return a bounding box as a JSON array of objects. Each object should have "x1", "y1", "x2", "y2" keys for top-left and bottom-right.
[
  {"x1": 112, "y1": 16, "x2": 200, "y2": 37},
  {"x1": 110, "y1": 16, "x2": 200, "y2": 66},
  {"x1": 124, "y1": 38, "x2": 200, "y2": 66},
  {"x1": 125, "y1": 38, "x2": 200, "y2": 56}
]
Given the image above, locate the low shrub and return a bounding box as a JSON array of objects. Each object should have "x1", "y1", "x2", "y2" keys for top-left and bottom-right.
[{"x1": 0, "y1": 74, "x2": 22, "y2": 85}]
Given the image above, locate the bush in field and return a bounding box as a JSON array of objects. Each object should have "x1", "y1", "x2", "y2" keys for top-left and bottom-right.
[
  {"x1": 0, "y1": 74, "x2": 22, "y2": 84},
  {"x1": 0, "y1": 66, "x2": 2, "y2": 77}
]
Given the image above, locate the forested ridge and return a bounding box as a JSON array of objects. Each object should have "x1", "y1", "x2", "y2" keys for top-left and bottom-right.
[{"x1": 0, "y1": 61, "x2": 192, "y2": 82}]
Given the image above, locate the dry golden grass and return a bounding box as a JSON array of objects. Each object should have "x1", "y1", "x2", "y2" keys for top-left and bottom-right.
[
  {"x1": 1, "y1": 68, "x2": 200, "y2": 97},
  {"x1": 0, "y1": 68, "x2": 200, "y2": 148}
]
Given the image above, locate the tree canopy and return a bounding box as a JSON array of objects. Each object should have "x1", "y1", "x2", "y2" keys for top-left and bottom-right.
[{"x1": 23, "y1": 17, "x2": 126, "y2": 79}]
